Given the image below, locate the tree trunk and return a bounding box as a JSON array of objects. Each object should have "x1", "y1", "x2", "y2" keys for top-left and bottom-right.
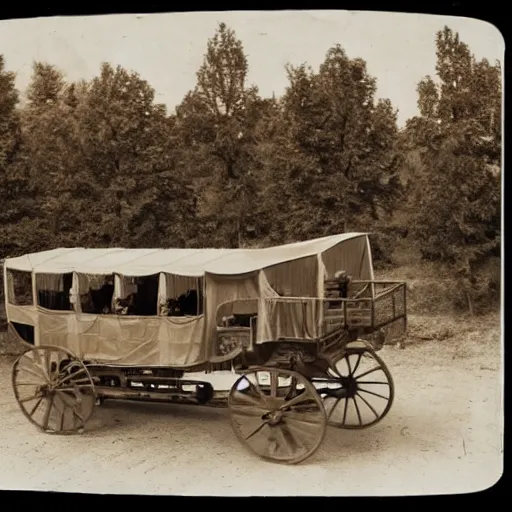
[{"x1": 466, "y1": 290, "x2": 475, "y2": 316}]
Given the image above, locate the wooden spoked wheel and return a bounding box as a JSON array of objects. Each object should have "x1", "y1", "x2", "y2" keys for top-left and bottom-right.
[
  {"x1": 313, "y1": 347, "x2": 394, "y2": 429},
  {"x1": 12, "y1": 345, "x2": 96, "y2": 434},
  {"x1": 228, "y1": 367, "x2": 327, "y2": 464}
]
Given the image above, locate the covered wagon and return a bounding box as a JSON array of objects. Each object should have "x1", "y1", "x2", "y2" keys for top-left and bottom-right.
[{"x1": 3, "y1": 233, "x2": 407, "y2": 464}]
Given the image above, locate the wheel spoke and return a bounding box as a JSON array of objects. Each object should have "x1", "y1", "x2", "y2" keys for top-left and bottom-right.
[
  {"x1": 230, "y1": 404, "x2": 269, "y2": 418},
  {"x1": 71, "y1": 407, "x2": 85, "y2": 425},
  {"x1": 282, "y1": 410, "x2": 324, "y2": 425},
  {"x1": 17, "y1": 365, "x2": 47, "y2": 383},
  {"x1": 18, "y1": 393, "x2": 42, "y2": 404},
  {"x1": 355, "y1": 391, "x2": 379, "y2": 419},
  {"x1": 244, "y1": 420, "x2": 269, "y2": 440},
  {"x1": 274, "y1": 424, "x2": 294, "y2": 458},
  {"x1": 43, "y1": 350, "x2": 52, "y2": 378},
  {"x1": 342, "y1": 397, "x2": 349, "y2": 425},
  {"x1": 353, "y1": 365, "x2": 382, "y2": 380},
  {"x1": 352, "y1": 396, "x2": 363, "y2": 426},
  {"x1": 284, "y1": 418, "x2": 319, "y2": 442},
  {"x1": 250, "y1": 376, "x2": 265, "y2": 399},
  {"x1": 356, "y1": 380, "x2": 389, "y2": 385},
  {"x1": 42, "y1": 394, "x2": 55, "y2": 430},
  {"x1": 351, "y1": 353, "x2": 363, "y2": 376},
  {"x1": 52, "y1": 396, "x2": 67, "y2": 431},
  {"x1": 238, "y1": 376, "x2": 266, "y2": 404},
  {"x1": 54, "y1": 368, "x2": 89, "y2": 388},
  {"x1": 29, "y1": 396, "x2": 44, "y2": 416},
  {"x1": 232, "y1": 388, "x2": 267, "y2": 409},
  {"x1": 346, "y1": 354, "x2": 353, "y2": 375},
  {"x1": 357, "y1": 387, "x2": 389, "y2": 400},
  {"x1": 279, "y1": 389, "x2": 312, "y2": 411},
  {"x1": 270, "y1": 372, "x2": 278, "y2": 398},
  {"x1": 286, "y1": 377, "x2": 298, "y2": 398},
  {"x1": 326, "y1": 397, "x2": 342, "y2": 418},
  {"x1": 59, "y1": 405, "x2": 66, "y2": 430}
]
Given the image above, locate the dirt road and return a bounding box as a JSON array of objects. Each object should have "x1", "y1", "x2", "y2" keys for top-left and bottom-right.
[{"x1": 0, "y1": 316, "x2": 503, "y2": 496}]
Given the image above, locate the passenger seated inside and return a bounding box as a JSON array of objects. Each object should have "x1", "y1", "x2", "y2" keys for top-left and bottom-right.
[
  {"x1": 325, "y1": 270, "x2": 352, "y2": 309},
  {"x1": 114, "y1": 275, "x2": 159, "y2": 316},
  {"x1": 114, "y1": 293, "x2": 137, "y2": 315},
  {"x1": 89, "y1": 277, "x2": 115, "y2": 314},
  {"x1": 159, "y1": 298, "x2": 180, "y2": 316},
  {"x1": 159, "y1": 289, "x2": 200, "y2": 317},
  {"x1": 334, "y1": 270, "x2": 352, "y2": 299}
]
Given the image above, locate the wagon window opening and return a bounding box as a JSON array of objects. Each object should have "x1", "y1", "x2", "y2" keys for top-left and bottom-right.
[
  {"x1": 78, "y1": 273, "x2": 115, "y2": 314},
  {"x1": 6, "y1": 269, "x2": 34, "y2": 306},
  {"x1": 160, "y1": 274, "x2": 204, "y2": 317},
  {"x1": 36, "y1": 273, "x2": 73, "y2": 311},
  {"x1": 115, "y1": 274, "x2": 159, "y2": 316}
]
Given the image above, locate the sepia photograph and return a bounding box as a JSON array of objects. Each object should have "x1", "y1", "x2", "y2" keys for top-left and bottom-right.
[{"x1": 0, "y1": 8, "x2": 504, "y2": 496}]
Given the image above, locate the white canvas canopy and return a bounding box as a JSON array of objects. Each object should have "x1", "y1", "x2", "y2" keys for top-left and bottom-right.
[
  {"x1": 3, "y1": 233, "x2": 370, "y2": 277},
  {"x1": 3, "y1": 233, "x2": 375, "y2": 368}
]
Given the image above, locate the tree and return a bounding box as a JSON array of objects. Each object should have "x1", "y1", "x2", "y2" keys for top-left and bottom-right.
[
  {"x1": 272, "y1": 46, "x2": 403, "y2": 247},
  {"x1": 78, "y1": 63, "x2": 196, "y2": 247},
  {"x1": 174, "y1": 22, "x2": 262, "y2": 248},
  {"x1": 407, "y1": 26, "x2": 501, "y2": 313},
  {"x1": 0, "y1": 56, "x2": 43, "y2": 258},
  {"x1": 18, "y1": 62, "x2": 95, "y2": 248}
]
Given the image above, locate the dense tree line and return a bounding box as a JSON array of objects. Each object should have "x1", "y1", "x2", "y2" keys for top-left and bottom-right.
[{"x1": 0, "y1": 23, "x2": 501, "y2": 314}]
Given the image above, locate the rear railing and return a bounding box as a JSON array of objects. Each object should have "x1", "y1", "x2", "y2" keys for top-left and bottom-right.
[
  {"x1": 342, "y1": 280, "x2": 407, "y2": 332},
  {"x1": 214, "y1": 280, "x2": 407, "y2": 347}
]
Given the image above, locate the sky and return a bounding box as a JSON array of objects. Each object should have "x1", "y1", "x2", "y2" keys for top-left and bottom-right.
[{"x1": 0, "y1": 10, "x2": 504, "y2": 127}]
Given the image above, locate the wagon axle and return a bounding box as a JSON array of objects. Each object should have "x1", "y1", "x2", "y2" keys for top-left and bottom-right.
[{"x1": 315, "y1": 375, "x2": 359, "y2": 400}]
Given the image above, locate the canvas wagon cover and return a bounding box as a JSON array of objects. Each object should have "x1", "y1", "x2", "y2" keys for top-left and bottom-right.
[
  {"x1": 3, "y1": 233, "x2": 369, "y2": 276},
  {"x1": 3, "y1": 233, "x2": 375, "y2": 367}
]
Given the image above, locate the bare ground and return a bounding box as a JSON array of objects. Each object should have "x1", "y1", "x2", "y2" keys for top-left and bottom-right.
[{"x1": 0, "y1": 313, "x2": 503, "y2": 496}]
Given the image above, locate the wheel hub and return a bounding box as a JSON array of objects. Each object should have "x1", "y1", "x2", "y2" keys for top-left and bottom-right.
[
  {"x1": 343, "y1": 376, "x2": 358, "y2": 398},
  {"x1": 262, "y1": 409, "x2": 284, "y2": 426},
  {"x1": 38, "y1": 384, "x2": 54, "y2": 396},
  {"x1": 319, "y1": 376, "x2": 358, "y2": 400}
]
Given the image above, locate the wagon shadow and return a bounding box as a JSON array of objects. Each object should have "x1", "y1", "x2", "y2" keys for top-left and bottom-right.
[{"x1": 83, "y1": 399, "x2": 229, "y2": 435}]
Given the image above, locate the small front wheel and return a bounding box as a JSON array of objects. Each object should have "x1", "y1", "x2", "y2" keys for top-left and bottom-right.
[
  {"x1": 313, "y1": 347, "x2": 394, "y2": 429},
  {"x1": 228, "y1": 367, "x2": 327, "y2": 464}
]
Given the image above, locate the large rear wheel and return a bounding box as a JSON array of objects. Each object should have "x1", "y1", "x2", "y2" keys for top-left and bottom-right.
[
  {"x1": 12, "y1": 345, "x2": 96, "y2": 434},
  {"x1": 228, "y1": 367, "x2": 327, "y2": 464}
]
